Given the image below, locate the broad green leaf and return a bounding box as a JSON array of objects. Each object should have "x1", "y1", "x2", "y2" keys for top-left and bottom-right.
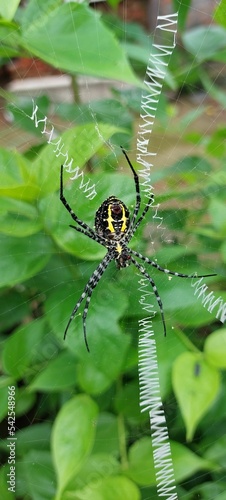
[
  {"x1": 126, "y1": 437, "x2": 213, "y2": 486},
  {"x1": 52, "y1": 394, "x2": 98, "y2": 497},
  {"x1": 183, "y1": 26, "x2": 226, "y2": 62},
  {"x1": 23, "y1": 450, "x2": 56, "y2": 500},
  {"x1": 0, "y1": 20, "x2": 20, "y2": 57},
  {"x1": 123, "y1": 42, "x2": 176, "y2": 90},
  {"x1": 214, "y1": 0, "x2": 226, "y2": 29},
  {"x1": 0, "y1": 0, "x2": 20, "y2": 20},
  {"x1": 54, "y1": 99, "x2": 133, "y2": 131},
  {"x1": 200, "y1": 69, "x2": 226, "y2": 108},
  {"x1": 0, "y1": 233, "x2": 52, "y2": 288},
  {"x1": 171, "y1": 441, "x2": 214, "y2": 482},
  {"x1": 15, "y1": 423, "x2": 52, "y2": 456},
  {"x1": 0, "y1": 197, "x2": 42, "y2": 237},
  {"x1": 29, "y1": 351, "x2": 77, "y2": 391},
  {"x1": 0, "y1": 289, "x2": 30, "y2": 332},
  {"x1": 125, "y1": 437, "x2": 155, "y2": 486},
  {"x1": 172, "y1": 352, "x2": 220, "y2": 440},
  {"x1": 2, "y1": 318, "x2": 47, "y2": 379},
  {"x1": 204, "y1": 434, "x2": 226, "y2": 468},
  {"x1": 92, "y1": 413, "x2": 119, "y2": 455},
  {"x1": 15, "y1": 388, "x2": 35, "y2": 418},
  {"x1": 0, "y1": 148, "x2": 39, "y2": 201},
  {"x1": 21, "y1": 3, "x2": 140, "y2": 86},
  {"x1": 65, "y1": 452, "x2": 119, "y2": 492},
  {"x1": 204, "y1": 328, "x2": 226, "y2": 369},
  {"x1": 19, "y1": 0, "x2": 62, "y2": 31},
  {"x1": 68, "y1": 475, "x2": 140, "y2": 500},
  {"x1": 208, "y1": 199, "x2": 226, "y2": 234}
]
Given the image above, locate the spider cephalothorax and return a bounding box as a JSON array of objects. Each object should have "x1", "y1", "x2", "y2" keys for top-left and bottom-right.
[{"x1": 60, "y1": 148, "x2": 216, "y2": 352}]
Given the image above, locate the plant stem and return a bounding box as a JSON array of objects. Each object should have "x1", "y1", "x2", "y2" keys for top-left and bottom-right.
[
  {"x1": 71, "y1": 74, "x2": 80, "y2": 103},
  {"x1": 175, "y1": 328, "x2": 200, "y2": 353}
]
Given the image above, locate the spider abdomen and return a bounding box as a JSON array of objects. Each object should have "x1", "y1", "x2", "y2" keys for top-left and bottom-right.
[{"x1": 95, "y1": 196, "x2": 130, "y2": 241}]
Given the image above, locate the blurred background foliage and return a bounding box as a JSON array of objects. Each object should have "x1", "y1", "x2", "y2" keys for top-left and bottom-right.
[{"x1": 0, "y1": 0, "x2": 226, "y2": 498}]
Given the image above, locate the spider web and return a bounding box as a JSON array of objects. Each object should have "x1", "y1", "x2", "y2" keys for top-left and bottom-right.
[{"x1": 0, "y1": 1, "x2": 225, "y2": 499}]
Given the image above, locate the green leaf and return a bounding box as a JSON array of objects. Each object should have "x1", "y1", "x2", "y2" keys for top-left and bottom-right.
[
  {"x1": 171, "y1": 441, "x2": 214, "y2": 482},
  {"x1": 204, "y1": 434, "x2": 226, "y2": 468},
  {"x1": 15, "y1": 423, "x2": 52, "y2": 456},
  {"x1": 200, "y1": 69, "x2": 226, "y2": 108},
  {"x1": 0, "y1": 148, "x2": 39, "y2": 201},
  {"x1": 209, "y1": 199, "x2": 226, "y2": 234},
  {"x1": 23, "y1": 450, "x2": 56, "y2": 500},
  {"x1": 21, "y1": 3, "x2": 140, "y2": 86},
  {"x1": 0, "y1": 289, "x2": 30, "y2": 332},
  {"x1": 214, "y1": 0, "x2": 226, "y2": 29},
  {"x1": 70, "y1": 475, "x2": 140, "y2": 500},
  {"x1": 204, "y1": 328, "x2": 226, "y2": 369},
  {"x1": 52, "y1": 394, "x2": 98, "y2": 497},
  {"x1": 92, "y1": 413, "x2": 119, "y2": 455},
  {"x1": 126, "y1": 437, "x2": 155, "y2": 486},
  {"x1": 29, "y1": 351, "x2": 77, "y2": 391},
  {"x1": 15, "y1": 389, "x2": 35, "y2": 418},
  {"x1": 0, "y1": 0, "x2": 20, "y2": 21},
  {"x1": 0, "y1": 20, "x2": 20, "y2": 57},
  {"x1": 0, "y1": 197, "x2": 42, "y2": 237},
  {"x1": 55, "y1": 99, "x2": 132, "y2": 131},
  {"x1": 126, "y1": 437, "x2": 213, "y2": 486},
  {"x1": 2, "y1": 318, "x2": 47, "y2": 379},
  {"x1": 0, "y1": 233, "x2": 52, "y2": 288},
  {"x1": 172, "y1": 352, "x2": 220, "y2": 440},
  {"x1": 65, "y1": 452, "x2": 119, "y2": 492},
  {"x1": 182, "y1": 26, "x2": 226, "y2": 62},
  {"x1": 19, "y1": 0, "x2": 62, "y2": 32}
]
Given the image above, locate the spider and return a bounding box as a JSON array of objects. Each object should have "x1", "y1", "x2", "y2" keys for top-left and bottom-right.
[{"x1": 60, "y1": 148, "x2": 216, "y2": 352}]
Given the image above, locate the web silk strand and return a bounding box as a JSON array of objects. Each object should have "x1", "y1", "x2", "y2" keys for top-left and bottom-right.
[{"x1": 137, "y1": 12, "x2": 178, "y2": 499}]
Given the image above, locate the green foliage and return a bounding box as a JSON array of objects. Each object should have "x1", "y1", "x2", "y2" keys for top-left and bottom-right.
[
  {"x1": 0, "y1": 0, "x2": 140, "y2": 86},
  {"x1": 0, "y1": 1, "x2": 226, "y2": 499}
]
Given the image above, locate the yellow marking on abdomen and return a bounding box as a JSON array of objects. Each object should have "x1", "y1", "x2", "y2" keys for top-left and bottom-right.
[
  {"x1": 121, "y1": 206, "x2": 127, "y2": 232},
  {"x1": 107, "y1": 204, "x2": 128, "y2": 234},
  {"x1": 107, "y1": 205, "x2": 115, "y2": 233}
]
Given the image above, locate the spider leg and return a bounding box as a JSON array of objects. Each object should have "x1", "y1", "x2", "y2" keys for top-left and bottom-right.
[
  {"x1": 130, "y1": 256, "x2": 166, "y2": 336},
  {"x1": 129, "y1": 250, "x2": 217, "y2": 278},
  {"x1": 121, "y1": 148, "x2": 141, "y2": 234},
  {"x1": 130, "y1": 194, "x2": 154, "y2": 237},
  {"x1": 63, "y1": 253, "x2": 112, "y2": 350},
  {"x1": 69, "y1": 225, "x2": 105, "y2": 245},
  {"x1": 60, "y1": 165, "x2": 97, "y2": 237}
]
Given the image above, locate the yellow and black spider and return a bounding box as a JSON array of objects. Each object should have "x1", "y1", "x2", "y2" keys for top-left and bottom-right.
[{"x1": 60, "y1": 148, "x2": 216, "y2": 351}]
